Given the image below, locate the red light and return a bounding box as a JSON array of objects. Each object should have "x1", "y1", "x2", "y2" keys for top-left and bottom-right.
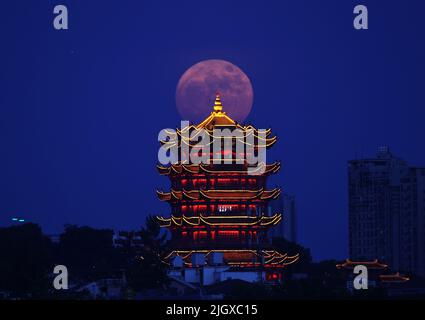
[
  {"x1": 218, "y1": 231, "x2": 239, "y2": 236},
  {"x1": 192, "y1": 179, "x2": 207, "y2": 188},
  {"x1": 266, "y1": 273, "x2": 281, "y2": 281},
  {"x1": 217, "y1": 230, "x2": 240, "y2": 240}
]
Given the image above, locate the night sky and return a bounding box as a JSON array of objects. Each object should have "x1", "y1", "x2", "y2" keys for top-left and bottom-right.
[{"x1": 1, "y1": 0, "x2": 425, "y2": 261}]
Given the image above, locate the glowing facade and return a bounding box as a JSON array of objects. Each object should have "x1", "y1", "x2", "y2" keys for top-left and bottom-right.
[{"x1": 156, "y1": 95, "x2": 298, "y2": 282}]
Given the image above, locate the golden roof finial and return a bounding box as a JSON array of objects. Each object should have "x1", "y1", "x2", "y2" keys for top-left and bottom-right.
[{"x1": 213, "y1": 91, "x2": 223, "y2": 112}]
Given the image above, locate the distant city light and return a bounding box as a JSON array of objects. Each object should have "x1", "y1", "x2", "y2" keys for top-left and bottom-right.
[{"x1": 11, "y1": 217, "x2": 25, "y2": 223}]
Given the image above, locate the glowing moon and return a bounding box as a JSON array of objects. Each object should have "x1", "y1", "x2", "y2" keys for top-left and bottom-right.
[{"x1": 176, "y1": 59, "x2": 253, "y2": 123}]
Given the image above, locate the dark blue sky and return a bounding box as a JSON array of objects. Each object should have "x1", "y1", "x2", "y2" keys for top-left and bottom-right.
[{"x1": 1, "y1": 0, "x2": 424, "y2": 261}]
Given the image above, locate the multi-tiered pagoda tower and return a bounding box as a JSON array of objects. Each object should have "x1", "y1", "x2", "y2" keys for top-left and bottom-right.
[{"x1": 156, "y1": 94, "x2": 298, "y2": 283}]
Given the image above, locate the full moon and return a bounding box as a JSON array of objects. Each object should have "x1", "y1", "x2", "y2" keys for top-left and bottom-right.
[{"x1": 176, "y1": 59, "x2": 253, "y2": 123}]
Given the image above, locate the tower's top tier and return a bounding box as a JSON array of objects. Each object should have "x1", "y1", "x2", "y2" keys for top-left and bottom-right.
[
  {"x1": 196, "y1": 93, "x2": 237, "y2": 129},
  {"x1": 160, "y1": 94, "x2": 277, "y2": 152}
]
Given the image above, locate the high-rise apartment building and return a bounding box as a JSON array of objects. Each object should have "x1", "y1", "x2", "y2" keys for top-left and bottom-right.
[{"x1": 348, "y1": 146, "x2": 425, "y2": 276}]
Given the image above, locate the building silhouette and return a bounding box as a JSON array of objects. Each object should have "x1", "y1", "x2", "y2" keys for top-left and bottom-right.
[
  {"x1": 156, "y1": 94, "x2": 299, "y2": 285},
  {"x1": 348, "y1": 146, "x2": 425, "y2": 277},
  {"x1": 268, "y1": 194, "x2": 297, "y2": 243}
]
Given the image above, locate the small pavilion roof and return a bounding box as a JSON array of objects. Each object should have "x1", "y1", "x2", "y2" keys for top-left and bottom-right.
[
  {"x1": 336, "y1": 259, "x2": 388, "y2": 270},
  {"x1": 379, "y1": 272, "x2": 410, "y2": 283}
]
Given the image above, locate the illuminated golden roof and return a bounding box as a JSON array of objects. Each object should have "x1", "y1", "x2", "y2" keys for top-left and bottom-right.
[
  {"x1": 163, "y1": 249, "x2": 300, "y2": 267},
  {"x1": 168, "y1": 126, "x2": 272, "y2": 137},
  {"x1": 156, "y1": 213, "x2": 282, "y2": 227},
  {"x1": 157, "y1": 162, "x2": 281, "y2": 176},
  {"x1": 156, "y1": 188, "x2": 281, "y2": 202},
  {"x1": 196, "y1": 93, "x2": 236, "y2": 128},
  {"x1": 161, "y1": 131, "x2": 277, "y2": 148},
  {"x1": 160, "y1": 94, "x2": 277, "y2": 148}
]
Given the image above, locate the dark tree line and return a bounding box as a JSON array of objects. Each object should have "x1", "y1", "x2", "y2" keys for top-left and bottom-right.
[
  {"x1": 3, "y1": 218, "x2": 389, "y2": 300},
  {"x1": 0, "y1": 223, "x2": 53, "y2": 298},
  {"x1": 0, "y1": 215, "x2": 168, "y2": 298}
]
